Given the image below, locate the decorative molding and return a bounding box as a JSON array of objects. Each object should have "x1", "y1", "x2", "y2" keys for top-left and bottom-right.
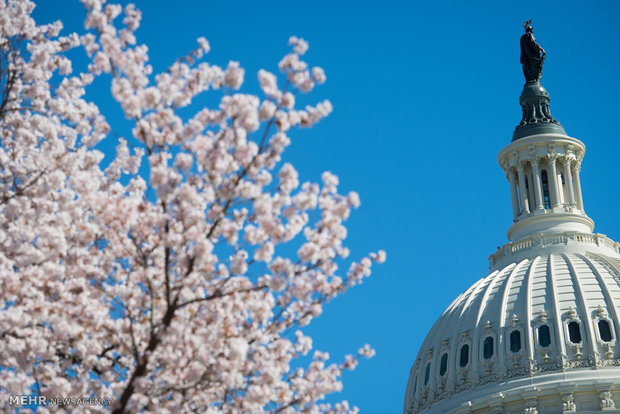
[
  {"x1": 561, "y1": 392, "x2": 575, "y2": 412},
  {"x1": 524, "y1": 398, "x2": 538, "y2": 414},
  {"x1": 538, "y1": 310, "x2": 548, "y2": 324},
  {"x1": 599, "y1": 390, "x2": 616, "y2": 410},
  {"x1": 575, "y1": 149, "x2": 584, "y2": 162},
  {"x1": 489, "y1": 232, "x2": 619, "y2": 268},
  {"x1": 592, "y1": 305, "x2": 617, "y2": 358},
  {"x1": 412, "y1": 353, "x2": 620, "y2": 413},
  {"x1": 563, "y1": 307, "x2": 584, "y2": 360}
]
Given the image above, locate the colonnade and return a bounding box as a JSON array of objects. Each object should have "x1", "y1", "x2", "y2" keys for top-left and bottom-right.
[{"x1": 506, "y1": 154, "x2": 584, "y2": 220}]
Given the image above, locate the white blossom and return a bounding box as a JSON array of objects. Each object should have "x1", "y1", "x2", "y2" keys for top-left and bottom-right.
[{"x1": 0, "y1": 4, "x2": 383, "y2": 413}]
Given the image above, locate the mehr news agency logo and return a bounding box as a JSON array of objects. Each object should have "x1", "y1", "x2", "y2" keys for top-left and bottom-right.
[{"x1": 8, "y1": 394, "x2": 112, "y2": 408}]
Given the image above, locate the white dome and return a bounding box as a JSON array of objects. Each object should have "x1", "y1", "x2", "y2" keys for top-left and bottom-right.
[{"x1": 403, "y1": 239, "x2": 620, "y2": 413}]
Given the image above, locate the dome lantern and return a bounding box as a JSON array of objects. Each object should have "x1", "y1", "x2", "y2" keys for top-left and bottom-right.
[{"x1": 493, "y1": 21, "x2": 607, "y2": 261}]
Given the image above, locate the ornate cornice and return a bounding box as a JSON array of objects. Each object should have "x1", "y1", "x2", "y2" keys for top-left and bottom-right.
[{"x1": 412, "y1": 356, "x2": 620, "y2": 413}]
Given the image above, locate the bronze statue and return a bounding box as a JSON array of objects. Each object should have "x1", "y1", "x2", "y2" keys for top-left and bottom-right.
[
  {"x1": 513, "y1": 20, "x2": 566, "y2": 141},
  {"x1": 520, "y1": 20, "x2": 546, "y2": 83}
]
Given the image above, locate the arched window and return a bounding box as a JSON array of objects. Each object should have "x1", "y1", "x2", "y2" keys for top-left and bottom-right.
[
  {"x1": 568, "y1": 321, "x2": 582, "y2": 343},
  {"x1": 541, "y1": 170, "x2": 551, "y2": 209},
  {"x1": 424, "y1": 362, "x2": 431, "y2": 385},
  {"x1": 483, "y1": 336, "x2": 494, "y2": 359},
  {"x1": 599, "y1": 320, "x2": 613, "y2": 342},
  {"x1": 439, "y1": 353, "x2": 448, "y2": 376},
  {"x1": 459, "y1": 344, "x2": 469, "y2": 367},
  {"x1": 539, "y1": 324, "x2": 551, "y2": 347},
  {"x1": 510, "y1": 330, "x2": 521, "y2": 353}
]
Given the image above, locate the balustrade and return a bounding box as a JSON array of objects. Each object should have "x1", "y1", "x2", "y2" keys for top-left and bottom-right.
[{"x1": 488, "y1": 232, "x2": 620, "y2": 267}]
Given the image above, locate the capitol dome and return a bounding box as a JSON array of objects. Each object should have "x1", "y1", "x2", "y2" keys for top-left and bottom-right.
[{"x1": 403, "y1": 24, "x2": 620, "y2": 414}]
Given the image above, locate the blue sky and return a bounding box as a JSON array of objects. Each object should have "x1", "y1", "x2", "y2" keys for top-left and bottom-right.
[{"x1": 33, "y1": 1, "x2": 620, "y2": 412}]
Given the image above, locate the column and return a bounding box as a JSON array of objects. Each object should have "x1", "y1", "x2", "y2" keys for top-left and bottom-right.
[
  {"x1": 547, "y1": 155, "x2": 561, "y2": 207},
  {"x1": 531, "y1": 159, "x2": 544, "y2": 210},
  {"x1": 508, "y1": 169, "x2": 520, "y2": 220},
  {"x1": 516, "y1": 163, "x2": 530, "y2": 214},
  {"x1": 563, "y1": 157, "x2": 576, "y2": 206},
  {"x1": 572, "y1": 162, "x2": 584, "y2": 211}
]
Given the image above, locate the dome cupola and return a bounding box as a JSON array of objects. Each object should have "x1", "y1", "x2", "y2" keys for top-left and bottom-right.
[{"x1": 497, "y1": 19, "x2": 593, "y2": 245}]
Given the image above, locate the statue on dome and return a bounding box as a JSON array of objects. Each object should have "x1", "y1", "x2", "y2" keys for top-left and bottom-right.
[{"x1": 520, "y1": 20, "x2": 546, "y2": 83}]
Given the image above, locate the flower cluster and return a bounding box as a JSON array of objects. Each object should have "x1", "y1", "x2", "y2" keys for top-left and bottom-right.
[{"x1": 0, "y1": 1, "x2": 384, "y2": 413}]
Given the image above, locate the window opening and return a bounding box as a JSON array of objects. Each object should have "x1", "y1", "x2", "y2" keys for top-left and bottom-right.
[
  {"x1": 440, "y1": 353, "x2": 448, "y2": 376},
  {"x1": 541, "y1": 170, "x2": 551, "y2": 209},
  {"x1": 424, "y1": 362, "x2": 431, "y2": 385},
  {"x1": 539, "y1": 324, "x2": 551, "y2": 347},
  {"x1": 568, "y1": 321, "x2": 582, "y2": 343},
  {"x1": 510, "y1": 330, "x2": 521, "y2": 353},
  {"x1": 483, "y1": 336, "x2": 494, "y2": 359},
  {"x1": 599, "y1": 320, "x2": 613, "y2": 342},
  {"x1": 459, "y1": 344, "x2": 469, "y2": 367}
]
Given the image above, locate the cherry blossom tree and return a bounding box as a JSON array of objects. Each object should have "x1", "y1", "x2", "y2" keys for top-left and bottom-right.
[{"x1": 0, "y1": 0, "x2": 384, "y2": 412}]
